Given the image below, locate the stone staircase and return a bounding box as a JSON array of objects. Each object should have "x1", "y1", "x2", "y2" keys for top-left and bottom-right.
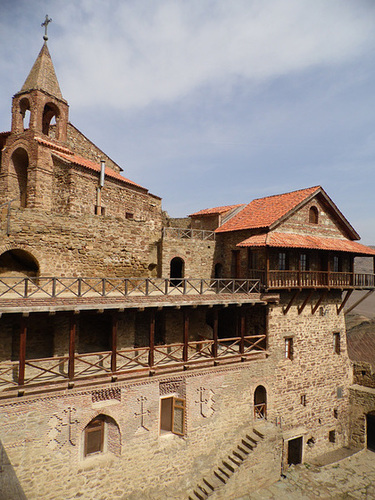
[{"x1": 187, "y1": 427, "x2": 265, "y2": 500}]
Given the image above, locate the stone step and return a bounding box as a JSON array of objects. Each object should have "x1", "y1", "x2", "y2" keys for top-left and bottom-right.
[
  {"x1": 202, "y1": 478, "x2": 215, "y2": 492},
  {"x1": 222, "y1": 460, "x2": 235, "y2": 473},
  {"x1": 228, "y1": 455, "x2": 242, "y2": 467},
  {"x1": 217, "y1": 466, "x2": 231, "y2": 479},
  {"x1": 214, "y1": 470, "x2": 227, "y2": 484},
  {"x1": 241, "y1": 438, "x2": 254, "y2": 450}
]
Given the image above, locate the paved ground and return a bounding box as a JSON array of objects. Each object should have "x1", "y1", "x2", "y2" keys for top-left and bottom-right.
[{"x1": 242, "y1": 449, "x2": 375, "y2": 500}]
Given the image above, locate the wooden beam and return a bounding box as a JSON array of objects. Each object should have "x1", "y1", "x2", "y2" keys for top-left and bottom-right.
[
  {"x1": 345, "y1": 290, "x2": 374, "y2": 315},
  {"x1": 111, "y1": 313, "x2": 118, "y2": 373},
  {"x1": 183, "y1": 308, "x2": 189, "y2": 362},
  {"x1": 283, "y1": 290, "x2": 300, "y2": 315},
  {"x1": 212, "y1": 308, "x2": 218, "y2": 358},
  {"x1": 18, "y1": 316, "x2": 27, "y2": 386},
  {"x1": 298, "y1": 290, "x2": 314, "y2": 315},
  {"x1": 68, "y1": 314, "x2": 76, "y2": 380},
  {"x1": 311, "y1": 290, "x2": 328, "y2": 315},
  {"x1": 148, "y1": 310, "x2": 155, "y2": 368},
  {"x1": 336, "y1": 290, "x2": 353, "y2": 315}
]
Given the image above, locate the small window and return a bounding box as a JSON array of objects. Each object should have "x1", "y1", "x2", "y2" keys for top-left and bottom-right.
[
  {"x1": 299, "y1": 254, "x2": 308, "y2": 271},
  {"x1": 333, "y1": 408, "x2": 338, "y2": 419},
  {"x1": 333, "y1": 255, "x2": 341, "y2": 273},
  {"x1": 278, "y1": 252, "x2": 287, "y2": 271},
  {"x1": 301, "y1": 394, "x2": 306, "y2": 406},
  {"x1": 329, "y1": 430, "x2": 336, "y2": 443},
  {"x1": 84, "y1": 417, "x2": 104, "y2": 456},
  {"x1": 95, "y1": 205, "x2": 105, "y2": 216},
  {"x1": 285, "y1": 338, "x2": 293, "y2": 360},
  {"x1": 160, "y1": 396, "x2": 185, "y2": 436},
  {"x1": 126, "y1": 212, "x2": 134, "y2": 220},
  {"x1": 333, "y1": 332, "x2": 341, "y2": 354},
  {"x1": 309, "y1": 206, "x2": 319, "y2": 224},
  {"x1": 337, "y1": 386, "x2": 343, "y2": 399}
]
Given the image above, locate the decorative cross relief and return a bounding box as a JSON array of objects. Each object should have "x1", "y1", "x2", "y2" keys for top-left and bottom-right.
[
  {"x1": 48, "y1": 406, "x2": 80, "y2": 449},
  {"x1": 134, "y1": 396, "x2": 151, "y2": 431},
  {"x1": 195, "y1": 387, "x2": 215, "y2": 418}
]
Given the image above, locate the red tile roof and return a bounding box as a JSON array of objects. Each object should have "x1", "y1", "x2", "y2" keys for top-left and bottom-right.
[
  {"x1": 189, "y1": 204, "x2": 245, "y2": 217},
  {"x1": 347, "y1": 327, "x2": 375, "y2": 370},
  {"x1": 237, "y1": 232, "x2": 375, "y2": 256},
  {"x1": 215, "y1": 186, "x2": 320, "y2": 233}
]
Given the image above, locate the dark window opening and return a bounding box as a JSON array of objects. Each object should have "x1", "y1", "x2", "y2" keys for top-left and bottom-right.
[
  {"x1": 299, "y1": 253, "x2": 309, "y2": 271},
  {"x1": 301, "y1": 394, "x2": 306, "y2": 406},
  {"x1": 254, "y1": 385, "x2": 267, "y2": 419},
  {"x1": 42, "y1": 103, "x2": 60, "y2": 137},
  {"x1": 125, "y1": 212, "x2": 134, "y2": 220},
  {"x1": 231, "y1": 250, "x2": 240, "y2": 278},
  {"x1": 367, "y1": 412, "x2": 375, "y2": 451},
  {"x1": 329, "y1": 430, "x2": 336, "y2": 443},
  {"x1": 309, "y1": 206, "x2": 319, "y2": 224},
  {"x1": 333, "y1": 255, "x2": 342, "y2": 273},
  {"x1": 278, "y1": 252, "x2": 288, "y2": 271},
  {"x1": 11, "y1": 148, "x2": 29, "y2": 208},
  {"x1": 77, "y1": 313, "x2": 111, "y2": 354},
  {"x1": 285, "y1": 337, "x2": 293, "y2": 360},
  {"x1": 333, "y1": 409, "x2": 338, "y2": 419},
  {"x1": 333, "y1": 332, "x2": 341, "y2": 355},
  {"x1": 214, "y1": 263, "x2": 223, "y2": 279}
]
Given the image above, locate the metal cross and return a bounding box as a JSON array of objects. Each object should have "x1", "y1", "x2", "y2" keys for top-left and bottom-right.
[{"x1": 41, "y1": 15, "x2": 52, "y2": 41}]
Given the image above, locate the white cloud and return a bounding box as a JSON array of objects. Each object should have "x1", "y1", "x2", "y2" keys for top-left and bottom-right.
[{"x1": 50, "y1": 0, "x2": 375, "y2": 110}]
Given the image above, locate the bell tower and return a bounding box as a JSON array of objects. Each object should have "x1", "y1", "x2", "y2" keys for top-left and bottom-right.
[{"x1": 11, "y1": 15, "x2": 69, "y2": 142}]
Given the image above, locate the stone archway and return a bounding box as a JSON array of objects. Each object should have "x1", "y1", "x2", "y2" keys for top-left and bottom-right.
[
  {"x1": 170, "y1": 257, "x2": 184, "y2": 287},
  {"x1": 10, "y1": 147, "x2": 29, "y2": 208},
  {"x1": 0, "y1": 249, "x2": 39, "y2": 277}
]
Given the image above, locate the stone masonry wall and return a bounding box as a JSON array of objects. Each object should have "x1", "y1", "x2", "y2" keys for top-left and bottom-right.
[{"x1": 0, "y1": 207, "x2": 162, "y2": 277}]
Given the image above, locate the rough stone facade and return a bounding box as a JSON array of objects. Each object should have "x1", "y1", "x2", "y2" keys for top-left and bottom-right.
[{"x1": 0, "y1": 37, "x2": 374, "y2": 500}]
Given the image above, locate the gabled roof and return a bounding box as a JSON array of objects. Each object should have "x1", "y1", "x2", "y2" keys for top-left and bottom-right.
[
  {"x1": 237, "y1": 232, "x2": 375, "y2": 256},
  {"x1": 34, "y1": 136, "x2": 148, "y2": 192},
  {"x1": 189, "y1": 204, "x2": 245, "y2": 217},
  {"x1": 17, "y1": 42, "x2": 64, "y2": 101},
  {"x1": 215, "y1": 186, "x2": 360, "y2": 240}
]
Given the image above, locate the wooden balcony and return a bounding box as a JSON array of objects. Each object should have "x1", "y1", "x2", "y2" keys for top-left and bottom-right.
[{"x1": 248, "y1": 270, "x2": 375, "y2": 290}]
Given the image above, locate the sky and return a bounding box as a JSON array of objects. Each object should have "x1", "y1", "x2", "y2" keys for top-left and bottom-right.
[{"x1": 1, "y1": 0, "x2": 375, "y2": 243}]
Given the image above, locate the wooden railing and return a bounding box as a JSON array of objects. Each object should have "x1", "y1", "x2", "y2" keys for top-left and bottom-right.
[
  {"x1": 163, "y1": 227, "x2": 215, "y2": 241},
  {"x1": 248, "y1": 269, "x2": 375, "y2": 290},
  {"x1": 0, "y1": 334, "x2": 267, "y2": 392},
  {"x1": 0, "y1": 277, "x2": 261, "y2": 299}
]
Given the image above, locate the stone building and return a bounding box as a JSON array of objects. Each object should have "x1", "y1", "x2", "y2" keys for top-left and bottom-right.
[{"x1": 0, "y1": 35, "x2": 375, "y2": 500}]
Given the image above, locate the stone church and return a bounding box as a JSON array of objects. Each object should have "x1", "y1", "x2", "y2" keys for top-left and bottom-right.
[{"x1": 0, "y1": 31, "x2": 375, "y2": 500}]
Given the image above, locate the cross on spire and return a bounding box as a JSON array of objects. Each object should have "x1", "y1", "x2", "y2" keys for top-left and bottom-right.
[{"x1": 41, "y1": 15, "x2": 52, "y2": 41}]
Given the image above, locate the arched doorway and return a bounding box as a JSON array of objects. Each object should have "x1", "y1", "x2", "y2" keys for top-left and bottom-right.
[
  {"x1": 170, "y1": 257, "x2": 184, "y2": 287},
  {"x1": 367, "y1": 411, "x2": 375, "y2": 451},
  {"x1": 254, "y1": 385, "x2": 267, "y2": 419},
  {"x1": 11, "y1": 148, "x2": 29, "y2": 208},
  {"x1": 0, "y1": 249, "x2": 39, "y2": 277}
]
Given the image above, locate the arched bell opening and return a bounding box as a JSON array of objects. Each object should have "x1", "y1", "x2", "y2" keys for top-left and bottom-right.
[
  {"x1": 10, "y1": 147, "x2": 29, "y2": 208},
  {"x1": 42, "y1": 102, "x2": 60, "y2": 138},
  {"x1": 0, "y1": 249, "x2": 39, "y2": 278},
  {"x1": 19, "y1": 98, "x2": 31, "y2": 131}
]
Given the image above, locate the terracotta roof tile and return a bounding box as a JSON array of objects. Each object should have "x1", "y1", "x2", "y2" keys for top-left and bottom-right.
[
  {"x1": 237, "y1": 232, "x2": 375, "y2": 256},
  {"x1": 52, "y1": 151, "x2": 148, "y2": 192},
  {"x1": 215, "y1": 186, "x2": 320, "y2": 233},
  {"x1": 189, "y1": 204, "x2": 245, "y2": 217}
]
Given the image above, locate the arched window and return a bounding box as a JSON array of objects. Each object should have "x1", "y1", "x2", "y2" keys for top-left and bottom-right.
[
  {"x1": 42, "y1": 102, "x2": 60, "y2": 137},
  {"x1": 309, "y1": 206, "x2": 319, "y2": 224},
  {"x1": 170, "y1": 257, "x2": 184, "y2": 287},
  {"x1": 19, "y1": 98, "x2": 31, "y2": 131},
  {"x1": 254, "y1": 385, "x2": 267, "y2": 419},
  {"x1": 83, "y1": 414, "x2": 121, "y2": 457},
  {"x1": 11, "y1": 148, "x2": 29, "y2": 208}
]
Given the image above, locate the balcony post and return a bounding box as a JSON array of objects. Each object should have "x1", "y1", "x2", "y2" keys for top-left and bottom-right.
[
  {"x1": 183, "y1": 308, "x2": 189, "y2": 362},
  {"x1": 212, "y1": 308, "x2": 218, "y2": 358},
  {"x1": 18, "y1": 315, "x2": 28, "y2": 386},
  {"x1": 68, "y1": 314, "x2": 77, "y2": 380},
  {"x1": 111, "y1": 313, "x2": 118, "y2": 373},
  {"x1": 240, "y1": 308, "x2": 245, "y2": 355},
  {"x1": 148, "y1": 310, "x2": 155, "y2": 367},
  {"x1": 266, "y1": 249, "x2": 270, "y2": 288}
]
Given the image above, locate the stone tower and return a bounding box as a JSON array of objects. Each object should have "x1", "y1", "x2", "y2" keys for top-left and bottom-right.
[{"x1": 1, "y1": 40, "x2": 69, "y2": 210}]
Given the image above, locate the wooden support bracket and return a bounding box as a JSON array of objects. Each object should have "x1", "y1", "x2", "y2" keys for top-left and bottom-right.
[
  {"x1": 336, "y1": 290, "x2": 353, "y2": 315},
  {"x1": 311, "y1": 291, "x2": 328, "y2": 315},
  {"x1": 345, "y1": 290, "x2": 374, "y2": 315},
  {"x1": 283, "y1": 290, "x2": 300, "y2": 315},
  {"x1": 298, "y1": 290, "x2": 314, "y2": 315}
]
